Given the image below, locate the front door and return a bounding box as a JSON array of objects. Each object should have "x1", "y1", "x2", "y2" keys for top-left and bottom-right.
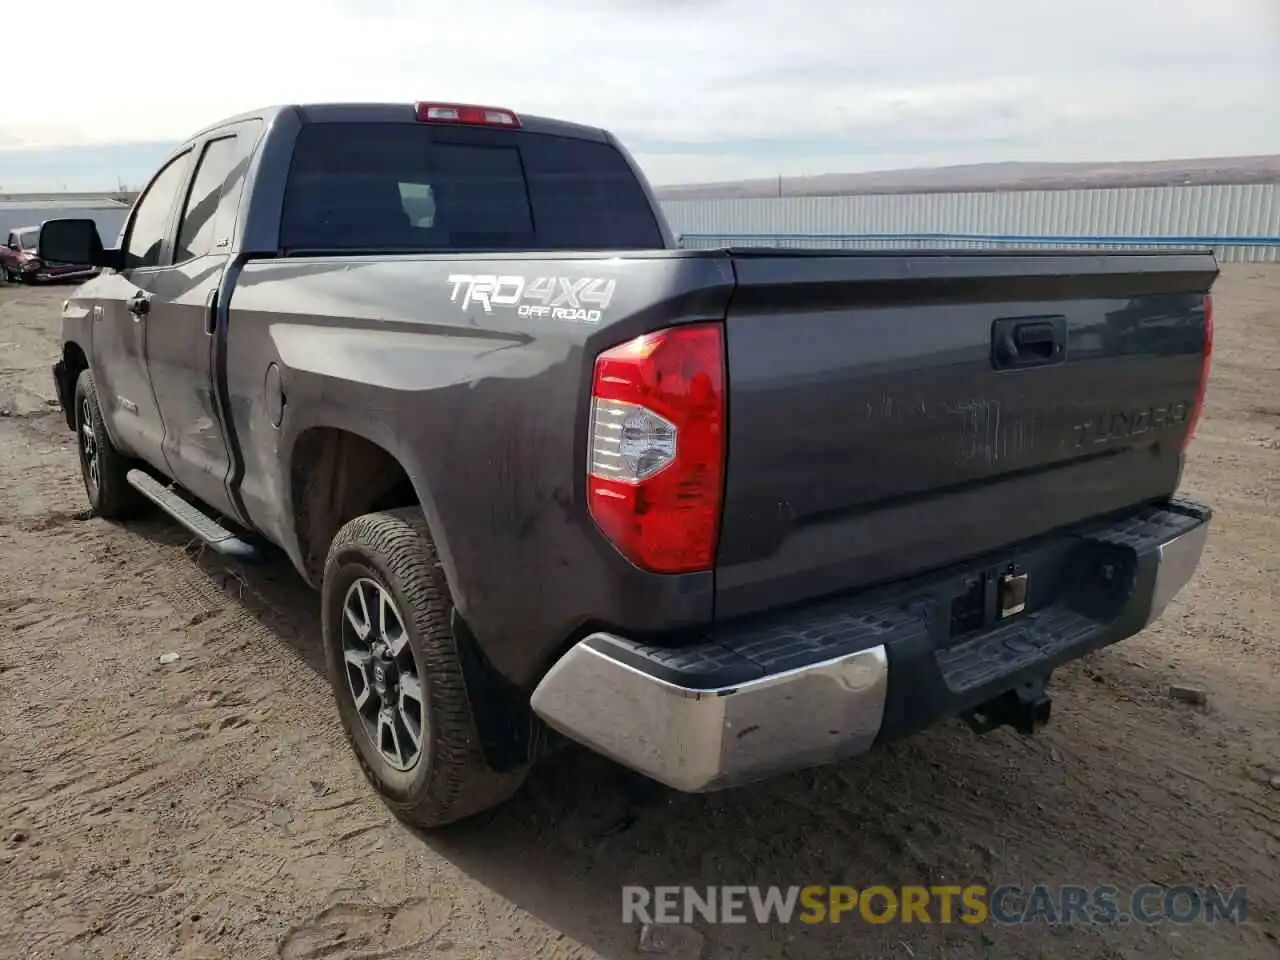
[{"x1": 90, "y1": 149, "x2": 193, "y2": 470}]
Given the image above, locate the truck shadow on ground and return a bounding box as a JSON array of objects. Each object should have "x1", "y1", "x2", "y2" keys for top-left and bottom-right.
[{"x1": 124, "y1": 512, "x2": 1252, "y2": 960}]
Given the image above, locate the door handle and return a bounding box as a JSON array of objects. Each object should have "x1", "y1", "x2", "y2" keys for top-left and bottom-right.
[
  {"x1": 127, "y1": 291, "x2": 152, "y2": 319},
  {"x1": 204, "y1": 288, "x2": 219, "y2": 336},
  {"x1": 991, "y1": 316, "x2": 1067, "y2": 369}
]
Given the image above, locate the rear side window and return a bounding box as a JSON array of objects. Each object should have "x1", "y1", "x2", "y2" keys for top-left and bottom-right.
[
  {"x1": 175, "y1": 136, "x2": 240, "y2": 262},
  {"x1": 279, "y1": 123, "x2": 663, "y2": 253}
]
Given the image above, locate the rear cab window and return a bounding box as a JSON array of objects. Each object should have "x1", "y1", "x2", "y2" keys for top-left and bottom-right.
[{"x1": 278, "y1": 123, "x2": 663, "y2": 254}]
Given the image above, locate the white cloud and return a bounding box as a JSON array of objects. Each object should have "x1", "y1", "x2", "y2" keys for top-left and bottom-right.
[{"x1": 5, "y1": 0, "x2": 1279, "y2": 183}]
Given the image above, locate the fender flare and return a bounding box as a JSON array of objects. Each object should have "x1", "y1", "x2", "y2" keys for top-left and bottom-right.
[{"x1": 278, "y1": 403, "x2": 462, "y2": 603}]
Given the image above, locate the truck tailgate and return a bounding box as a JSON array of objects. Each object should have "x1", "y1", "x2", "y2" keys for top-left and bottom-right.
[{"x1": 716, "y1": 250, "x2": 1216, "y2": 619}]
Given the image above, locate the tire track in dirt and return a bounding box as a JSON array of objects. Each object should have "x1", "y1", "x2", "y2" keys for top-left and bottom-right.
[
  {"x1": 0, "y1": 414, "x2": 370, "y2": 957},
  {"x1": 1, "y1": 408, "x2": 590, "y2": 960}
]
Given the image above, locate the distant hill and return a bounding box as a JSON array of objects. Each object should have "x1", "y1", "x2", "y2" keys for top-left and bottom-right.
[{"x1": 654, "y1": 155, "x2": 1280, "y2": 201}]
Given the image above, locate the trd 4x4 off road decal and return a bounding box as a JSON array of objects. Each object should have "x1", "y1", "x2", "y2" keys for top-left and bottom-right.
[{"x1": 446, "y1": 274, "x2": 616, "y2": 324}]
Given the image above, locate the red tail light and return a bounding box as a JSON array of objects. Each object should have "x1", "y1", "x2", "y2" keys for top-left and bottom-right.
[
  {"x1": 1181, "y1": 293, "x2": 1213, "y2": 452},
  {"x1": 415, "y1": 102, "x2": 520, "y2": 127},
  {"x1": 587, "y1": 324, "x2": 726, "y2": 573}
]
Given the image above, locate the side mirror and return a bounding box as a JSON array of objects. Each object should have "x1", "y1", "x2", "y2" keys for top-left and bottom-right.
[{"x1": 38, "y1": 219, "x2": 112, "y2": 268}]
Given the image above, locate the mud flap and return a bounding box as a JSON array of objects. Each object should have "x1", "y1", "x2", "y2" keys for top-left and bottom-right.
[{"x1": 52, "y1": 361, "x2": 75, "y2": 431}]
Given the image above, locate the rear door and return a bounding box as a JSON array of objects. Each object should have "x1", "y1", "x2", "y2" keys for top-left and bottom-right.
[
  {"x1": 714, "y1": 251, "x2": 1216, "y2": 618},
  {"x1": 90, "y1": 149, "x2": 193, "y2": 468},
  {"x1": 145, "y1": 123, "x2": 260, "y2": 520}
]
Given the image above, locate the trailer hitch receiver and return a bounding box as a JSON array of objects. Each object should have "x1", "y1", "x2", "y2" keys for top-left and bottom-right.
[{"x1": 964, "y1": 677, "x2": 1052, "y2": 737}]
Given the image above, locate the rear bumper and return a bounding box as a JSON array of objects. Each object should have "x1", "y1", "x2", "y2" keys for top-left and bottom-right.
[{"x1": 530, "y1": 499, "x2": 1210, "y2": 792}]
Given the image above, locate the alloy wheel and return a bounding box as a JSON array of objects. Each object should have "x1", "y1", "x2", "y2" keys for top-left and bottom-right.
[{"x1": 340, "y1": 577, "x2": 427, "y2": 771}]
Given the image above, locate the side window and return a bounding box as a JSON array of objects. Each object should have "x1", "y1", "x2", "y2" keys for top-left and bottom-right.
[
  {"x1": 123, "y1": 152, "x2": 192, "y2": 270},
  {"x1": 211, "y1": 120, "x2": 262, "y2": 250},
  {"x1": 175, "y1": 136, "x2": 240, "y2": 262},
  {"x1": 397, "y1": 182, "x2": 435, "y2": 227}
]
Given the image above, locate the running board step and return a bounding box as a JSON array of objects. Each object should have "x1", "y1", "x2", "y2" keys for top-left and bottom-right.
[{"x1": 126, "y1": 470, "x2": 260, "y2": 561}]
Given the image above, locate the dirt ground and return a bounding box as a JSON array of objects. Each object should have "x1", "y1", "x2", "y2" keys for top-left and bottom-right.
[{"x1": 1, "y1": 268, "x2": 1278, "y2": 960}]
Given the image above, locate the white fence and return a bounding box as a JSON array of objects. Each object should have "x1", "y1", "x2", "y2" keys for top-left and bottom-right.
[{"x1": 659, "y1": 183, "x2": 1280, "y2": 263}]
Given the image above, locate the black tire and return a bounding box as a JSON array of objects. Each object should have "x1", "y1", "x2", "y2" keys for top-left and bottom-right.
[
  {"x1": 322, "y1": 508, "x2": 527, "y2": 828},
  {"x1": 73, "y1": 370, "x2": 144, "y2": 518}
]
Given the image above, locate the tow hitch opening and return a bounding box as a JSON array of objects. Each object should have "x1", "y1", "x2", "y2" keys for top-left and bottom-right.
[{"x1": 964, "y1": 676, "x2": 1052, "y2": 737}]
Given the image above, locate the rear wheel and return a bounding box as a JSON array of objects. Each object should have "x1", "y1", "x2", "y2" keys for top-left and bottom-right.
[
  {"x1": 73, "y1": 370, "x2": 143, "y2": 518},
  {"x1": 321, "y1": 508, "x2": 527, "y2": 828}
]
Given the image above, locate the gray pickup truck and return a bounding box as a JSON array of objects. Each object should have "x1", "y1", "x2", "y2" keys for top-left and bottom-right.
[{"x1": 40, "y1": 101, "x2": 1215, "y2": 828}]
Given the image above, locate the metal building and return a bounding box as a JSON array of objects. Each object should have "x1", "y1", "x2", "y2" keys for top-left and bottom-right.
[
  {"x1": 660, "y1": 183, "x2": 1280, "y2": 263},
  {"x1": 0, "y1": 198, "x2": 130, "y2": 248},
  {"x1": 4, "y1": 185, "x2": 1277, "y2": 264}
]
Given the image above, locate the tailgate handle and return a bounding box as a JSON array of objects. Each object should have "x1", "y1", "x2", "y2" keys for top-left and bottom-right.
[
  {"x1": 1015, "y1": 322, "x2": 1055, "y2": 350},
  {"x1": 992, "y1": 316, "x2": 1066, "y2": 369}
]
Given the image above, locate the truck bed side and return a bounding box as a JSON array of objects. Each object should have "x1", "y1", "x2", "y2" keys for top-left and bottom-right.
[{"x1": 224, "y1": 251, "x2": 735, "y2": 688}]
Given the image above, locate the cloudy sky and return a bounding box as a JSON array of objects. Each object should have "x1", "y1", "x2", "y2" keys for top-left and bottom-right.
[{"x1": 3, "y1": 0, "x2": 1278, "y2": 191}]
